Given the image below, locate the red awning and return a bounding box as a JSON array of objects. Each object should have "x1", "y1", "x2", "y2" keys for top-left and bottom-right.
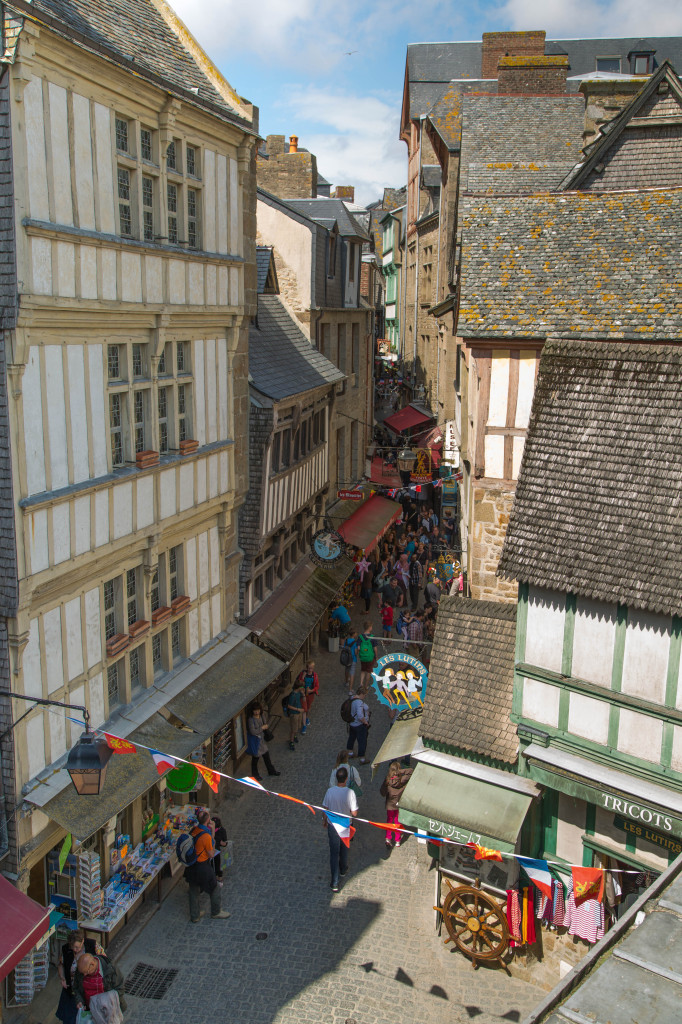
[
  {"x1": 383, "y1": 404, "x2": 433, "y2": 434},
  {"x1": 339, "y1": 495, "x2": 403, "y2": 553},
  {"x1": 413, "y1": 424, "x2": 443, "y2": 450},
  {"x1": 369, "y1": 456, "x2": 401, "y2": 488},
  {"x1": 0, "y1": 875, "x2": 50, "y2": 981}
]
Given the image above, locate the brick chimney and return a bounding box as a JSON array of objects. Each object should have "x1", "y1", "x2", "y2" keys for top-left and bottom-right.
[
  {"x1": 481, "y1": 30, "x2": 545, "y2": 78},
  {"x1": 289, "y1": 135, "x2": 298, "y2": 153},
  {"x1": 333, "y1": 185, "x2": 355, "y2": 201},
  {"x1": 497, "y1": 54, "x2": 569, "y2": 94}
]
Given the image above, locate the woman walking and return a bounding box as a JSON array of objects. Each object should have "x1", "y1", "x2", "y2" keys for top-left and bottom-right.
[
  {"x1": 380, "y1": 761, "x2": 413, "y2": 850},
  {"x1": 247, "y1": 702, "x2": 281, "y2": 778},
  {"x1": 329, "y1": 749, "x2": 362, "y2": 796}
]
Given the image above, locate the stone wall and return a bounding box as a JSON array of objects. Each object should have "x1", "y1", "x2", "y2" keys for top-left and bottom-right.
[
  {"x1": 580, "y1": 78, "x2": 645, "y2": 147},
  {"x1": 257, "y1": 134, "x2": 317, "y2": 199},
  {"x1": 470, "y1": 482, "x2": 518, "y2": 602}
]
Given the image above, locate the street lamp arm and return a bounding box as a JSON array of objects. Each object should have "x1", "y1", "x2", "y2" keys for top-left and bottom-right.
[{"x1": 0, "y1": 690, "x2": 90, "y2": 742}]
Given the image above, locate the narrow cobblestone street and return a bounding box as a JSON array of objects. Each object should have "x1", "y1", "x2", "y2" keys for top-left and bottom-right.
[{"x1": 120, "y1": 605, "x2": 538, "y2": 1024}]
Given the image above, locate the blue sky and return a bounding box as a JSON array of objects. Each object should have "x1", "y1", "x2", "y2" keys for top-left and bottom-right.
[{"x1": 172, "y1": 0, "x2": 682, "y2": 205}]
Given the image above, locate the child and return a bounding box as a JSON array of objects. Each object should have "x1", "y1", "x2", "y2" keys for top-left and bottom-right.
[
  {"x1": 297, "y1": 661, "x2": 320, "y2": 731},
  {"x1": 381, "y1": 603, "x2": 394, "y2": 638}
]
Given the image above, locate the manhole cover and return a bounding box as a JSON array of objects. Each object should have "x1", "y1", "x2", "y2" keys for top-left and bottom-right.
[
  {"x1": 125, "y1": 963, "x2": 179, "y2": 1000},
  {"x1": 256, "y1": 932, "x2": 268, "y2": 940}
]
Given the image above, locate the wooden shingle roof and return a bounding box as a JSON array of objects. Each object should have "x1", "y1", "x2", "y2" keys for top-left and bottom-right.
[
  {"x1": 420, "y1": 598, "x2": 518, "y2": 767},
  {"x1": 458, "y1": 188, "x2": 682, "y2": 340},
  {"x1": 498, "y1": 340, "x2": 682, "y2": 617}
]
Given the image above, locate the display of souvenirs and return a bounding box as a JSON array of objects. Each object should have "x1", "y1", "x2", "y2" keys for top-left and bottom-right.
[
  {"x1": 12, "y1": 942, "x2": 49, "y2": 1005},
  {"x1": 77, "y1": 850, "x2": 103, "y2": 919}
]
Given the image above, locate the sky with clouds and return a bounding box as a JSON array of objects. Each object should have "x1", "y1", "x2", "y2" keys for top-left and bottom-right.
[{"x1": 171, "y1": 0, "x2": 682, "y2": 205}]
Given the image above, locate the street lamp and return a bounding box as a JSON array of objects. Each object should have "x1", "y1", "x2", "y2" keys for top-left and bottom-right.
[
  {"x1": 0, "y1": 692, "x2": 112, "y2": 796},
  {"x1": 397, "y1": 446, "x2": 417, "y2": 486}
]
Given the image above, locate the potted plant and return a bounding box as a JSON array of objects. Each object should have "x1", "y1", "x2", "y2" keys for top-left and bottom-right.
[{"x1": 327, "y1": 614, "x2": 340, "y2": 653}]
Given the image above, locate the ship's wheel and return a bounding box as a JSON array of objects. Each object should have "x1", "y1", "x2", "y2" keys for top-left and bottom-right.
[{"x1": 435, "y1": 877, "x2": 510, "y2": 972}]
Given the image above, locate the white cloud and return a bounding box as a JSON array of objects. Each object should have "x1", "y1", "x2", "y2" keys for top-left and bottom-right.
[
  {"x1": 497, "y1": 0, "x2": 682, "y2": 37},
  {"x1": 280, "y1": 88, "x2": 406, "y2": 205}
]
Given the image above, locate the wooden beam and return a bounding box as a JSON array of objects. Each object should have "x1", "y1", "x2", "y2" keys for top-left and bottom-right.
[
  {"x1": 504, "y1": 350, "x2": 520, "y2": 479},
  {"x1": 474, "y1": 353, "x2": 491, "y2": 478}
]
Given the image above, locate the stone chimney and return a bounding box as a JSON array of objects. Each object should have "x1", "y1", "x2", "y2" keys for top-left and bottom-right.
[
  {"x1": 333, "y1": 185, "x2": 355, "y2": 202},
  {"x1": 497, "y1": 54, "x2": 569, "y2": 94},
  {"x1": 481, "y1": 30, "x2": 545, "y2": 78},
  {"x1": 265, "y1": 134, "x2": 286, "y2": 157},
  {"x1": 256, "y1": 133, "x2": 317, "y2": 198}
]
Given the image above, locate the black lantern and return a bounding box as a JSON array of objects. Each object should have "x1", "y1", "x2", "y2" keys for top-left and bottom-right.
[
  {"x1": 0, "y1": 692, "x2": 113, "y2": 796},
  {"x1": 397, "y1": 446, "x2": 417, "y2": 486},
  {"x1": 66, "y1": 731, "x2": 113, "y2": 796}
]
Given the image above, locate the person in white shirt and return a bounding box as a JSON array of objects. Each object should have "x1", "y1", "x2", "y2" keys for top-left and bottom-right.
[{"x1": 322, "y1": 767, "x2": 359, "y2": 891}]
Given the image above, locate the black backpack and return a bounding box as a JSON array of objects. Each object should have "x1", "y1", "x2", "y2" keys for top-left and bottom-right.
[
  {"x1": 340, "y1": 697, "x2": 354, "y2": 723},
  {"x1": 281, "y1": 693, "x2": 290, "y2": 717},
  {"x1": 340, "y1": 646, "x2": 353, "y2": 667}
]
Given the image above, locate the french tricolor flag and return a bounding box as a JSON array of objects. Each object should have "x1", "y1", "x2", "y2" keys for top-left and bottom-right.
[
  {"x1": 239, "y1": 776, "x2": 267, "y2": 791},
  {"x1": 150, "y1": 749, "x2": 177, "y2": 775},
  {"x1": 516, "y1": 856, "x2": 553, "y2": 899},
  {"x1": 326, "y1": 810, "x2": 356, "y2": 848}
]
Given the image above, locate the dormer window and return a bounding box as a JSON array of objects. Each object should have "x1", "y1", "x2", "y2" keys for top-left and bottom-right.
[
  {"x1": 632, "y1": 53, "x2": 653, "y2": 75},
  {"x1": 596, "y1": 56, "x2": 621, "y2": 73}
]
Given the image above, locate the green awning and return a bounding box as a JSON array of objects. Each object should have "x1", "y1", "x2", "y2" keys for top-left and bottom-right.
[
  {"x1": 398, "y1": 762, "x2": 533, "y2": 853},
  {"x1": 37, "y1": 640, "x2": 285, "y2": 842},
  {"x1": 371, "y1": 711, "x2": 422, "y2": 778}
]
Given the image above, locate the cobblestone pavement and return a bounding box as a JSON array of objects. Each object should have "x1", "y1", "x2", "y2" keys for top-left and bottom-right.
[{"x1": 120, "y1": 603, "x2": 539, "y2": 1024}]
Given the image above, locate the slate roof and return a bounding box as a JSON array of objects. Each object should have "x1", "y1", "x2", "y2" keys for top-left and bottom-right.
[
  {"x1": 26, "y1": 0, "x2": 249, "y2": 125},
  {"x1": 284, "y1": 198, "x2": 370, "y2": 240},
  {"x1": 458, "y1": 188, "x2": 682, "y2": 339},
  {"x1": 249, "y1": 294, "x2": 344, "y2": 401},
  {"x1": 561, "y1": 62, "x2": 682, "y2": 191},
  {"x1": 498, "y1": 340, "x2": 682, "y2": 617},
  {"x1": 427, "y1": 80, "x2": 494, "y2": 151},
  {"x1": 256, "y1": 247, "x2": 271, "y2": 294},
  {"x1": 420, "y1": 597, "x2": 518, "y2": 767},
  {"x1": 405, "y1": 37, "x2": 682, "y2": 119},
  {"x1": 460, "y1": 94, "x2": 584, "y2": 194}
]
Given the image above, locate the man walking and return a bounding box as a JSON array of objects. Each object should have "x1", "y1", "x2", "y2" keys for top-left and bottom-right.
[
  {"x1": 184, "y1": 810, "x2": 230, "y2": 922},
  {"x1": 408, "y1": 552, "x2": 423, "y2": 610},
  {"x1": 322, "y1": 766, "x2": 358, "y2": 892},
  {"x1": 407, "y1": 610, "x2": 424, "y2": 659},
  {"x1": 346, "y1": 686, "x2": 370, "y2": 764}
]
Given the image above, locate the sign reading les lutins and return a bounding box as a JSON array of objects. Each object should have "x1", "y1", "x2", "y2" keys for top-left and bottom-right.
[{"x1": 614, "y1": 816, "x2": 682, "y2": 856}]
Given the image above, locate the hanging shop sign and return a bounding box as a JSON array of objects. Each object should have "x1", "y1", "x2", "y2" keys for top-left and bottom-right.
[
  {"x1": 613, "y1": 815, "x2": 682, "y2": 856},
  {"x1": 371, "y1": 653, "x2": 428, "y2": 711},
  {"x1": 337, "y1": 490, "x2": 363, "y2": 501},
  {"x1": 309, "y1": 527, "x2": 346, "y2": 567},
  {"x1": 443, "y1": 420, "x2": 458, "y2": 466},
  {"x1": 411, "y1": 449, "x2": 433, "y2": 483}
]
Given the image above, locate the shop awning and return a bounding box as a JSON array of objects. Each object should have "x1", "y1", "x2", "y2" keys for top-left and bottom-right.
[
  {"x1": 369, "y1": 455, "x2": 401, "y2": 488},
  {"x1": 35, "y1": 640, "x2": 285, "y2": 842},
  {"x1": 254, "y1": 556, "x2": 354, "y2": 663},
  {"x1": 338, "y1": 495, "x2": 402, "y2": 553},
  {"x1": 383, "y1": 404, "x2": 433, "y2": 434},
  {"x1": 0, "y1": 876, "x2": 50, "y2": 982},
  {"x1": 398, "y1": 762, "x2": 533, "y2": 853},
  {"x1": 371, "y1": 711, "x2": 422, "y2": 778}
]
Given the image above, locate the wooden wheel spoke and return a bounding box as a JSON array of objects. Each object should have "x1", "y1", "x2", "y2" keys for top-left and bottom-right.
[{"x1": 440, "y1": 883, "x2": 510, "y2": 966}]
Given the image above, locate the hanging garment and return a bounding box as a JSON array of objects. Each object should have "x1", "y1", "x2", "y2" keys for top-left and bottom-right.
[
  {"x1": 552, "y1": 879, "x2": 566, "y2": 927},
  {"x1": 506, "y1": 889, "x2": 522, "y2": 947},
  {"x1": 521, "y1": 886, "x2": 537, "y2": 945},
  {"x1": 565, "y1": 889, "x2": 604, "y2": 944}
]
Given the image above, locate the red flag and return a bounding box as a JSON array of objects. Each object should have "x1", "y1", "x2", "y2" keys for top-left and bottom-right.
[
  {"x1": 277, "y1": 792, "x2": 316, "y2": 815},
  {"x1": 193, "y1": 763, "x2": 220, "y2": 793},
  {"x1": 104, "y1": 733, "x2": 137, "y2": 754},
  {"x1": 467, "y1": 842, "x2": 503, "y2": 862},
  {"x1": 572, "y1": 866, "x2": 604, "y2": 905}
]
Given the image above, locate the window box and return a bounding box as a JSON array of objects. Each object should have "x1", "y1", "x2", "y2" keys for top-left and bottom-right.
[
  {"x1": 106, "y1": 633, "x2": 130, "y2": 658},
  {"x1": 128, "y1": 619, "x2": 150, "y2": 640},
  {"x1": 179, "y1": 439, "x2": 199, "y2": 456},
  {"x1": 151, "y1": 606, "x2": 172, "y2": 626},
  {"x1": 136, "y1": 450, "x2": 159, "y2": 469},
  {"x1": 170, "y1": 595, "x2": 190, "y2": 615}
]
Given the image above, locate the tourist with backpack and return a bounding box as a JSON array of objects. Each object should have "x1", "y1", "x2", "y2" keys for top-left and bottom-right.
[
  {"x1": 285, "y1": 678, "x2": 305, "y2": 750},
  {"x1": 180, "y1": 809, "x2": 230, "y2": 922},
  {"x1": 357, "y1": 619, "x2": 377, "y2": 690},
  {"x1": 297, "y1": 661, "x2": 320, "y2": 730},
  {"x1": 340, "y1": 629, "x2": 359, "y2": 687},
  {"x1": 345, "y1": 685, "x2": 370, "y2": 763}
]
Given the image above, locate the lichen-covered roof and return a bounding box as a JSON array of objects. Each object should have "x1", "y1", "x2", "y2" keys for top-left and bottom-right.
[
  {"x1": 458, "y1": 188, "x2": 682, "y2": 339},
  {"x1": 426, "y1": 80, "x2": 494, "y2": 150},
  {"x1": 283, "y1": 198, "x2": 370, "y2": 240},
  {"x1": 498, "y1": 340, "x2": 682, "y2": 617},
  {"x1": 249, "y1": 295, "x2": 344, "y2": 401},
  {"x1": 421, "y1": 598, "x2": 518, "y2": 767},
  {"x1": 27, "y1": 0, "x2": 250, "y2": 124}
]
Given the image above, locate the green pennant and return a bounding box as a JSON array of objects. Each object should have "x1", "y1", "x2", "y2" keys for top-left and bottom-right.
[{"x1": 58, "y1": 833, "x2": 72, "y2": 873}]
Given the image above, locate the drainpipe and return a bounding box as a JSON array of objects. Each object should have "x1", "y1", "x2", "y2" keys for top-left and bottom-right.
[{"x1": 412, "y1": 115, "x2": 424, "y2": 378}]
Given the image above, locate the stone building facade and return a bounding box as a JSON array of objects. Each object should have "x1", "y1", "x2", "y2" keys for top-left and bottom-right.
[
  {"x1": 0, "y1": 0, "x2": 265, "y2": 910},
  {"x1": 257, "y1": 134, "x2": 318, "y2": 199}
]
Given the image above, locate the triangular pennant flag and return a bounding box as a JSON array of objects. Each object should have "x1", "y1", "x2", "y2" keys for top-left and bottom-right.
[
  {"x1": 325, "y1": 810, "x2": 355, "y2": 847},
  {"x1": 58, "y1": 833, "x2": 72, "y2": 873},
  {"x1": 467, "y1": 842, "x2": 503, "y2": 862},
  {"x1": 239, "y1": 776, "x2": 267, "y2": 791},
  {"x1": 193, "y1": 763, "x2": 220, "y2": 793},
  {"x1": 150, "y1": 749, "x2": 177, "y2": 775},
  {"x1": 572, "y1": 866, "x2": 604, "y2": 905},
  {"x1": 516, "y1": 856, "x2": 553, "y2": 899},
  {"x1": 104, "y1": 732, "x2": 137, "y2": 754},
  {"x1": 277, "y1": 792, "x2": 316, "y2": 815}
]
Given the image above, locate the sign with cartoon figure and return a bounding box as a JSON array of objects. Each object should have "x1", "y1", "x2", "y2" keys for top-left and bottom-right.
[
  {"x1": 371, "y1": 653, "x2": 428, "y2": 711},
  {"x1": 310, "y1": 527, "x2": 345, "y2": 567}
]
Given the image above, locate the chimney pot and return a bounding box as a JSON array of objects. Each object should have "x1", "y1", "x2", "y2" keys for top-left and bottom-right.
[{"x1": 289, "y1": 135, "x2": 298, "y2": 153}]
